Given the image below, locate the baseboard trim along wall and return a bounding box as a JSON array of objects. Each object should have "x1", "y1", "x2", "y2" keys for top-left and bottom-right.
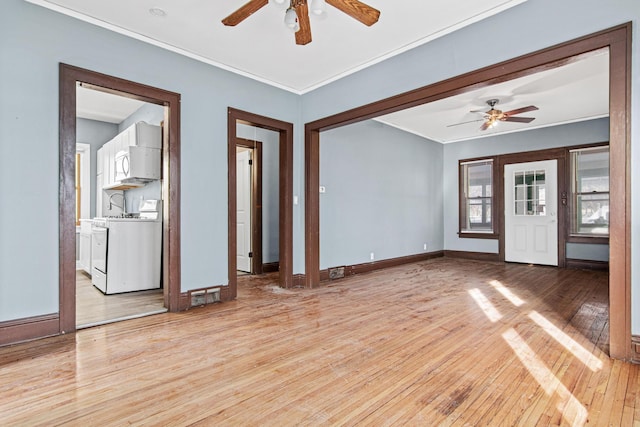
[
  {"x1": 0, "y1": 313, "x2": 60, "y2": 347},
  {"x1": 565, "y1": 258, "x2": 609, "y2": 271},
  {"x1": 262, "y1": 262, "x2": 280, "y2": 273},
  {"x1": 316, "y1": 251, "x2": 444, "y2": 283},
  {"x1": 443, "y1": 250, "x2": 501, "y2": 262},
  {"x1": 632, "y1": 336, "x2": 640, "y2": 364}
]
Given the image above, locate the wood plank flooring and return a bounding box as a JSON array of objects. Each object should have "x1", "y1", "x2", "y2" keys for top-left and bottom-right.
[
  {"x1": 2, "y1": 257, "x2": 634, "y2": 425},
  {"x1": 76, "y1": 270, "x2": 165, "y2": 328}
]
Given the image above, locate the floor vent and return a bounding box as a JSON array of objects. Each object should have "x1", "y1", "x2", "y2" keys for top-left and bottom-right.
[
  {"x1": 328, "y1": 266, "x2": 345, "y2": 280},
  {"x1": 190, "y1": 288, "x2": 221, "y2": 307}
]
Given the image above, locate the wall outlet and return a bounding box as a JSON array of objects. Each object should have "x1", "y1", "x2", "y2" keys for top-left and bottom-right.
[
  {"x1": 424, "y1": 243, "x2": 428, "y2": 251},
  {"x1": 370, "y1": 252, "x2": 375, "y2": 261},
  {"x1": 319, "y1": 186, "x2": 326, "y2": 193}
]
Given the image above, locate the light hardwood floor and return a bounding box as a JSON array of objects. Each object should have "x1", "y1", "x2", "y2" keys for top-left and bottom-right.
[
  {"x1": 2, "y1": 257, "x2": 634, "y2": 425},
  {"x1": 76, "y1": 270, "x2": 165, "y2": 328}
]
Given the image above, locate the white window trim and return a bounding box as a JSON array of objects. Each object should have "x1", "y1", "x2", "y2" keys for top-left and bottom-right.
[{"x1": 76, "y1": 143, "x2": 91, "y2": 221}]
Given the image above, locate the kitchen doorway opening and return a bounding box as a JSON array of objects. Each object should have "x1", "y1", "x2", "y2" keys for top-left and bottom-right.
[
  {"x1": 227, "y1": 108, "x2": 294, "y2": 296},
  {"x1": 75, "y1": 85, "x2": 166, "y2": 328},
  {"x1": 60, "y1": 64, "x2": 181, "y2": 334}
]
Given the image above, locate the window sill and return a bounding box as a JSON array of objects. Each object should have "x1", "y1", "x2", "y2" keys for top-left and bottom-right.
[
  {"x1": 458, "y1": 232, "x2": 499, "y2": 240},
  {"x1": 567, "y1": 235, "x2": 609, "y2": 245}
]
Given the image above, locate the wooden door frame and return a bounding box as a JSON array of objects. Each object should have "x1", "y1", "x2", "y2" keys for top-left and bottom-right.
[
  {"x1": 228, "y1": 108, "x2": 293, "y2": 296},
  {"x1": 59, "y1": 64, "x2": 181, "y2": 333},
  {"x1": 304, "y1": 24, "x2": 632, "y2": 360},
  {"x1": 236, "y1": 138, "x2": 264, "y2": 275}
]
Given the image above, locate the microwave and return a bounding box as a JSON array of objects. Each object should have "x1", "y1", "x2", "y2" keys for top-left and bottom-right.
[{"x1": 114, "y1": 146, "x2": 161, "y2": 183}]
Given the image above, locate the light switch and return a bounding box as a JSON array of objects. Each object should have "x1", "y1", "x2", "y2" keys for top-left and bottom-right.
[{"x1": 319, "y1": 186, "x2": 326, "y2": 193}]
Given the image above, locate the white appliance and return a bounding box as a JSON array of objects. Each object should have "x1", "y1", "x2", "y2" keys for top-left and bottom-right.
[
  {"x1": 114, "y1": 146, "x2": 161, "y2": 185},
  {"x1": 91, "y1": 200, "x2": 162, "y2": 294}
]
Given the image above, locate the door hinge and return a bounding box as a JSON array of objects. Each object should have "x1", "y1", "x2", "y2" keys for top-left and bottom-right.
[
  {"x1": 248, "y1": 252, "x2": 253, "y2": 258},
  {"x1": 248, "y1": 159, "x2": 253, "y2": 165}
]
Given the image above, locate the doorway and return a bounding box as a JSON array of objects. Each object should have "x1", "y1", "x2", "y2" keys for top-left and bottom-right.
[
  {"x1": 59, "y1": 64, "x2": 181, "y2": 334},
  {"x1": 227, "y1": 108, "x2": 294, "y2": 296},
  {"x1": 235, "y1": 136, "x2": 272, "y2": 276},
  {"x1": 504, "y1": 160, "x2": 558, "y2": 266},
  {"x1": 74, "y1": 85, "x2": 167, "y2": 328},
  {"x1": 304, "y1": 25, "x2": 631, "y2": 359},
  {"x1": 237, "y1": 146, "x2": 253, "y2": 274}
]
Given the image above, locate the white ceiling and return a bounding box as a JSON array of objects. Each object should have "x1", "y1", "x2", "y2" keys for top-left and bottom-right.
[
  {"x1": 27, "y1": 0, "x2": 528, "y2": 94},
  {"x1": 376, "y1": 49, "x2": 610, "y2": 143},
  {"x1": 34, "y1": 0, "x2": 609, "y2": 142},
  {"x1": 76, "y1": 85, "x2": 145, "y2": 123}
]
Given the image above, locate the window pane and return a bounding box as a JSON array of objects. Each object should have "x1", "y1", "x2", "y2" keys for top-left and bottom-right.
[
  {"x1": 571, "y1": 146, "x2": 609, "y2": 237},
  {"x1": 575, "y1": 148, "x2": 609, "y2": 193},
  {"x1": 461, "y1": 160, "x2": 493, "y2": 233},
  {"x1": 513, "y1": 169, "x2": 546, "y2": 216},
  {"x1": 576, "y1": 194, "x2": 609, "y2": 234}
]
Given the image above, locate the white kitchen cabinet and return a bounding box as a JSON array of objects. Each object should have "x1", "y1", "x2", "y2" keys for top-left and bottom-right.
[
  {"x1": 99, "y1": 122, "x2": 161, "y2": 190},
  {"x1": 96, "y1": 146, "x2": 104, "y2": 175},
  {"x1": 106, "y1": 140, "x2": 115, "y2": 188},
  {"x1": 96, "y1": 173, "x2": 103, "y2": 217},
  {"x1": 130, "y1": 122, "x2": 162, "y2": 149}
]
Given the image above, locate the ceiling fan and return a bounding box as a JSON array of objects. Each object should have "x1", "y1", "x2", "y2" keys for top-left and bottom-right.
[
  {"x1": 221, "y1": 0, "x2": 381, "y2": 45},
  {"x1": 448, "y1": 99, "x2": 539, "y2": 131}
]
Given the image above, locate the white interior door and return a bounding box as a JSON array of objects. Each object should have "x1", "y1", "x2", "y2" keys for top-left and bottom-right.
[
  {"x1": 504, "y1": 159, "x2": 558, "y2": 266},
  {"x1": 237, "y1": 149, "x2": 252, "y2": 273}
]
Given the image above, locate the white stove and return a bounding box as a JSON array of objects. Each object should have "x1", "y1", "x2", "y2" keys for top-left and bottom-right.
[{"x1": 91, "y1": 200, "x2": 162, "y2": 294}]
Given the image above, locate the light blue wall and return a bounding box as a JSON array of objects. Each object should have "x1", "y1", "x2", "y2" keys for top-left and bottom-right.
[
  {"x1": 443, "y1": 118, "x2": 610, "y2": 256},
  {"x1": 237, "y1": 124, "x2": 280, "y2": 264},
  {"x1": 566, "y1": 243, "x2": 609, "y2": 262},
  {"x1": 76, "y1": 118, "x2": 119, "y2": 218},
  {"x1": 118, "y1": 103, "x2": 164, "y2": 133},
  {"x1": 319, "y1": 120, "x2": 443, "y2": 269},
  {"x1": 301, "y1": 0, "x2": 639, "y2": 332},
  {"x1": 0, "y1": 0, "x2": 299, "y2": 322}
]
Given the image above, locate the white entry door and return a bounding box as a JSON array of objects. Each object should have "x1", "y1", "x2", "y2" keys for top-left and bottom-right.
[
  {"x1": 504, "y1": 159, "x2": 558, "y2": 266},
  {"x1": 237, "y1": 149, "x2": 252, "y2": 273}
]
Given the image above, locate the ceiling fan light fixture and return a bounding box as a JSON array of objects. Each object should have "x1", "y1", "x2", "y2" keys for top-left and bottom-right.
[
  {"x1": 284, "y1": 7, "x2": 299, "y2": 31},
  {"x1": 310, "y1": 0, "x2": 326, "y2": 15}
]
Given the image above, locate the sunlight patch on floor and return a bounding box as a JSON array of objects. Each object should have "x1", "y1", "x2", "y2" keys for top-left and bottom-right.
[
  {"x1": 468, "y1": 288, "x2": 502, "y2": 322},
  {"x1": 528, "y1": 310, "x2": 603, "y2": 372},
  {"x1": 488, "y1": 279, "x2": 525, "y2": 307},
  {"x1": 502, "y1": 328, "x2": 588, "y2": 426}
]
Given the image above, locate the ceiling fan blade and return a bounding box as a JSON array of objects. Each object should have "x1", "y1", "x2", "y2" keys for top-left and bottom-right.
[
  {"x1": 222, "y1": 0, "x2": 268, "y2": 26},
  {"x1": 502, "y1": 116, "x2": 536, "y2": 123},
  {"x1": 325, "y1": 0, "x2": 381, "y2": 26},
  {"x1": 503, "y1": 105, "x2": 538, "y2": 116},
  {"x1": 295, "y1": 2, "x2": 312, "y2": 45},
  {"x1": 446, "y1": 119, "x2": 484, "y2": 128},
  {"x1": 480, "y1": 121, "x2": 491, "y2": 131}
]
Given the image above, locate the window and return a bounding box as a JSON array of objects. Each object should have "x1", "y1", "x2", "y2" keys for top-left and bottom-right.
[
  {"x1": 76, "y1": 143, "x2": 91, "y2": 225},
  {"x1": 75, "y1": 152, "x2": 81, "y2": 226},
  {"x1": 513, "y1": 170, "x2": 546, "y2": 216},
  {"x1": 570, "y1": 146, "x2": 609, "y2": 237},
  {"x1": 459, "y1": 158, "x2": 495, "y2": 235}
]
